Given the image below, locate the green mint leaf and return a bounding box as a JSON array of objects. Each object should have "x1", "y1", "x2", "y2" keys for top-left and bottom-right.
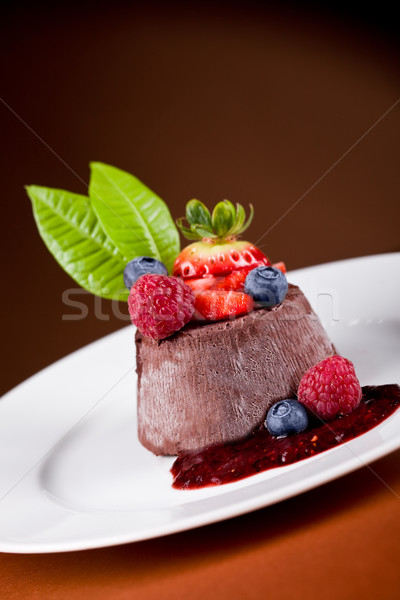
[
  {"x1": 26, "y1": 185, "x2": 128, "y2": 300},
  {"x1": 89, "y1": 162, "x2": 180, "y2": 273}
]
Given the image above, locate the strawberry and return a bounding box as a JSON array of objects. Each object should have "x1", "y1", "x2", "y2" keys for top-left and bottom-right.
[
  {"x1": 173, "y1": 200, "x2": 285, "y2": 322},
  {"x1": 185, "y1": 275, "x2": 220, "y2": 293},
  {"x1": 185, "y1": 268, "x2": 252, "y2": 294},
  {"x1": 214, "y1": 267, "x2": 252, "y2": 291},
  {"x1": 194, "y1": 290, "x2": 254, "y2": 321},
  {"x1": 173, "y1": 200, "x2": 270, "y2": 279},
  {"x1": 272, "y1": 261, "x2": 287, "y2": 274},
  {"x1": 173, "y1": 240, "x2": 270, "y2": 278}
]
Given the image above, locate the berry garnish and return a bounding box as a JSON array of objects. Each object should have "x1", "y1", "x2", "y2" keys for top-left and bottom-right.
[
  {"x1": 244, "y1": 266, "x2": 288, "y2": 307},
  {"x1": 297, "y1": 355, "x2": 362, "y2": 420},
  {"x1": 123, "y1": 256, "x2": 168, "y2": 290},
  {"x1": 173, "y1": 240, "x2": 270, "y2": 279},
  {"x1": 194, "y1": 290, "x2": 254, "y2": 321},
  {"x1": 128, "y1": 274, "x2": 195, "y2": 340},
  {"x1": 214, "y1": 267, "x2": 253, "y2": 291},
  {"x1": 185, "y1": 268, "x2": 253, "y2": 294},
  {"x1": 214, "y1": 263, "x2": 286, "y2": 291},
  {"x1": 184, "y1": 262, "x2": 287, "y2": 294},
  {"x1": 172, "y1": 200, "x2": 287, "y2": 323},
  {"x1": 184, "y1": 275, "x2": 219, "y2": 293},
  {"x1": 173, "y1": 200, "x2": 270, "y2": 278},
  {"x1": 265, "y1": 399, "x2": 309, "y2": 437}
]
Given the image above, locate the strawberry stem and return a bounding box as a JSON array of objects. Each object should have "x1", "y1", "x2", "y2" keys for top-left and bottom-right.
[{"x1": 176, "y1": 200, "x2": 254, "y2": 242}]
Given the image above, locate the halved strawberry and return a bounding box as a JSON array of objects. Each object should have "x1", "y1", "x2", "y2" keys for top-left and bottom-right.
[
  {"x1": 173, "y1": 200, "x2": 270, "y2": 279},
  {"x1": 173, "y1": 240, "x2": 270, "y2": 278},
  {"x1": 194, "y1": 290, "x2": 254, "y2": 321}
]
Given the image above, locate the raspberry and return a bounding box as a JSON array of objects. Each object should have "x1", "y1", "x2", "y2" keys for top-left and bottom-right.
[
  {"x1": 297, "y1": 355, "x2": 362, "y2": 421},
  {"x1": 128, "y1": 274, "x2": 195, "y2": 340}
]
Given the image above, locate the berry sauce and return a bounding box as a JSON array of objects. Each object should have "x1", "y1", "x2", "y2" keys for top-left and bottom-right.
[{"x1": 171, "y1": 385, "x2": 400, "y2": 490}]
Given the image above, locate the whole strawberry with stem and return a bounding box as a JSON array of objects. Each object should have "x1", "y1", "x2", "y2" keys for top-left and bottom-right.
[{"x1": 172, "y1": 200, "x2": 271, "y2": 279}]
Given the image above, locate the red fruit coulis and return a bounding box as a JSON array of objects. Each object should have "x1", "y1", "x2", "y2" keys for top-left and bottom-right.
[{"x1": 171, "y1": 385, "x2": 400, "y2": 490}]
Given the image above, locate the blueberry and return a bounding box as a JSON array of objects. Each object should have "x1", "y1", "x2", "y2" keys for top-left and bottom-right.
[
  {"x1": 244, "y1": 266, "x2": 288, "y2": 307},
  {"x1": 123, "y1": 256, "x2": 168, "y2": 289},
  {"x1": 265, "y1": 399, "x2": 309, "y2": 437}
]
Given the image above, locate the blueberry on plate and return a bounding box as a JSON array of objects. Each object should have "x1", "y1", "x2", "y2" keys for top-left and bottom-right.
[
  {"x1": 265, "y1": 399, "x2": 309, "y2": 437},
  {"x1": 124, "y1": 257, "x2": 168, "y2": 289},
  {"x1": 244, "y1": 266, "x2": 288, "y2": 307}
]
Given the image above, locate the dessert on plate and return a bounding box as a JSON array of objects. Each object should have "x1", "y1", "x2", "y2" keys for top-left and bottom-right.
[
  {"x1": 127, "y1": 196, "x2": 337, "y2": 455},
  {"x1": 135, "y1": 284, "x2": 336, "y2": 455},
  {"x1": 27, "y1": 162, "x2": 400, "y2": 489}
]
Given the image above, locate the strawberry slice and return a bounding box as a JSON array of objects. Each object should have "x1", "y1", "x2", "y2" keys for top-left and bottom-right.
[
  {"x1": 184, "y1": 275, "x2": 218, "y2": 293},
  {"x1": 194, "y1": 290, "x2": 254, "y2": 321},
  {"x1": 272, "y1": 261, "x2": 287, "y2": 274},
  {"x1": 214, "y1": 267, "x2": 251, "y2": 291},
  {"x1": 185, "y1": 269, "x2": 249, "y2": 294}
]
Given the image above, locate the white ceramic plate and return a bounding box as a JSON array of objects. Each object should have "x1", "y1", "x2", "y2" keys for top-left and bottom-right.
[{"x1": 0, "y1": 253, "x2": 399, "y2": 554}]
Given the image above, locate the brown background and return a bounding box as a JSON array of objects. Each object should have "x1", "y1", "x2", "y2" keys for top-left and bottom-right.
[{"x1": 1, "y1": 2, "x2": 399, "y2": 598}]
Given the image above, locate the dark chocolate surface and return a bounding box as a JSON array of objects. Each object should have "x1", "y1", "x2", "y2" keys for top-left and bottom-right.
[{"x1": 136, "y1": 285, "x2": 337, "y2": 455}]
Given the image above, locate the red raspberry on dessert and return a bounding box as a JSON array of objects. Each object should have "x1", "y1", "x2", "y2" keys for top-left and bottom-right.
[
  {"x1": 297, "y1": 355, "x2": 362, "y2": 420},
  {"x1": 128, "y1": 274, "x2": 195, "y2": 340}
]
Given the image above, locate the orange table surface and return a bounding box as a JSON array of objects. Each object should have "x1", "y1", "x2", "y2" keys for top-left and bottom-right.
[{"x1": 1, "y1": 449, "x2": 400, "y2": 599}]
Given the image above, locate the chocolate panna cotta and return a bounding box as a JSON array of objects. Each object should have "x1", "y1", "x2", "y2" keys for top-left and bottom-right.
[
  {"x1": 134, "y1": 199, "x2": 340, "y2": 456},
  {"x1": 135, "y1": 284, "x2": 337, "y2": 455}
]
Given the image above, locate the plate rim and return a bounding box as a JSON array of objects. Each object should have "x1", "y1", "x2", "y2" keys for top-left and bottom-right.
[{"x1": 0, "y1": 252, "x2": 399, "y2": 553}]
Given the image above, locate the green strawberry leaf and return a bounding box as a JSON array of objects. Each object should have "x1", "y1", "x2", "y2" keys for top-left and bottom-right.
[
  {"x1": 26, "y1": 185, "x2": 128, "y2": 300},
  {"x1": 226, "y1": 202, "x2": 246, "y2": 237},
  {"x1": 89, "y1": 162, "x2": 180, "y2": 273},
  {"x1": 190, "y1": 224, "x2": 218, "y2": 238},
  {"x1": 176, "y1": 217, "x2": 203, "y2": 240},
  {"x1": 185, "y1": 199, "x2": 213, "y2": 229},
  {"x1": 238, "y1": 203, "x2": 254, "y2": 234},
  {"x1": 212, "y1": 200, "x2": 236, "y2": 238}
]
